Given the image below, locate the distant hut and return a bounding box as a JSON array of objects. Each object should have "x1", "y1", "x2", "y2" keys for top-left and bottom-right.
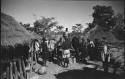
[{"x1": 0, "y1": 12, "x2": 34, "y2": 79}]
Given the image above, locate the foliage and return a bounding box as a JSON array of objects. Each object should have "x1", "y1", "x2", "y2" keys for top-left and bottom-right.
[
  {"x1": 92, "y1": 5, "x2": 115, "y2": 31},
  {"x1": 83, "y1": 5, "x2": 118, "y2": 35},
  {"x1": 72, "y1": 24, "x2": 83, "y2": 33},
  {"x1": 55, "y1": 25, "x2": 64, "y2": 33},
  {"x1": 33, "y1": 16, "x2": 58, "y2": 35},
  {"x1": 87, "y1": 23, "x2": 96, "y2": 29}
]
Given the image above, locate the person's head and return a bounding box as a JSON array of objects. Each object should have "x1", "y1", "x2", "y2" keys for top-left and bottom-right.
[{"x1": 66, "y1": 28, "x2": 68, "y2": 32}]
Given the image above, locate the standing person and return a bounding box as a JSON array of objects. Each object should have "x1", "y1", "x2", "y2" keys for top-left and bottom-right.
[
  {"x1": 65, "y1": 28, "x2": 69, "y2": 38},
  {"x1": 62, "y1": 29, "x2": 71, "y2": 67},
  {"x1": 71, "y1": 36, "x2": 80, "y2": 63},
  {"x1": 56, "y1": 38, "x2": 63, "y2": 66},
  {"x1": 101, "y1": 37, "x2": 111, "y2": 73},
  {"x1": 79, "y1": 37, "x2": 87, "y2": 63},
  {"x1": 89, "y1": 40, "x2": 95, "y2": 60},
  {"x1": 41, "y1": 37, "x2": 48, "y2": 66},
  {"x1": 86, "y1": 39, "x2": 91, "y2": 60},
  {"x1": 94, "y1": 38, "x2": 102, "y2": 60}
]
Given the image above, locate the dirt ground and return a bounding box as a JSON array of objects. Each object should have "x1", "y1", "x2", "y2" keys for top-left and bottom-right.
[{"x1": 28, "y1": 60, "x2": 124, "y2": 79}]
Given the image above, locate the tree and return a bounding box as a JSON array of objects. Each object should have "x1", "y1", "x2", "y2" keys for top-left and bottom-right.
[
  {"x1": 23, "y1": 24, "x2": 30, "y2": 29},
  {"x1": 86, "y1": 23, "x2": 95, "y2": 29},
  {"x1": 72, "y1": 24, "x2": 83, "y2": 33},
  {"x1": 20, "y1": 22, "x2": 32, "y2": 31},
  {"x1": 72, "y1": 25, "x2": 77, "y2": 33},
  {"x1": 92, "y1": 5, "x2": 115, "y2": 31},
  {"x1": 55, "y1": 25, "x2": 64, "y2": 33},
  {"x1": 34, "y1": 16, "x2": 58, "y2": 35}
]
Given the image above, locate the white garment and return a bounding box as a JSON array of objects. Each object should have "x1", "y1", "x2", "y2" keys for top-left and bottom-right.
[
  {"x1": 35, "y1": 42, "x2": 40, "y2": 51},
  {"x1": 104, "y1": 45, "x2": 108, "y2": 54},
  {"x1": 101, "y1": 45, "x2": 110, "y2": 62},
  {"x1": 63, "y1": 49, "x2": 70, "y2": 58},
  {"x1": 48, "y1": 40, "x2": 55, "y2": 50},
  {"x1": 90, "y1": 41, "x2": 95, "y2": 47}
]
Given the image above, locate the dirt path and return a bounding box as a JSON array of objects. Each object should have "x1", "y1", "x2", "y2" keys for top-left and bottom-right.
[
  {"x1": 38, "y1": 62, "x2": 86, "y2": 79},
  {"x1": 29, "y1": 60, "x2": 124, "y2": 79}
]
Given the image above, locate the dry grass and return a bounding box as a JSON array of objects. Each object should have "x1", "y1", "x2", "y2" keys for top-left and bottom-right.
[
  {"x1": 1, "y1": 12, "x2": 34, "y2": 47},
  {"x1": 86, "y1": 25, "x2": 123, "y2": 43}
]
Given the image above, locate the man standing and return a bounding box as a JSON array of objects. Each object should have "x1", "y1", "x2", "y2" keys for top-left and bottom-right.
[
  {"x1": 65, "y1": 28, "x2": 69, "y2": 37},
  {"x1": 62, "y1": 28, "x2": 71, "y2": 67},
  {"x1": 41, "y1": 37, "x2": 48, "y2": 66},
  {"x1": 101, "y1": 37, "x2": 111, "y2": 73}
]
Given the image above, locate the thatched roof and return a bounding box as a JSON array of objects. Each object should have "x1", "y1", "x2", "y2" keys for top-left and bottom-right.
[
  {"x1": 1, "y1": 12, "x2": 34, "y2": 47},
  {"x1": 86, "y1": 25, "x2": 123, "y2": 45}
]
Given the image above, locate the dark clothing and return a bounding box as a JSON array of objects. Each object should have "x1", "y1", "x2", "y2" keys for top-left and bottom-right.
[
  {"x1": 62, "y1": 38, "x2": 70, "y2": 50},
  {"x1": 103, "y1": 54, "x2": 110, "y2": 72},
  {"x1": 41, "y1": 41, "x2": 48, "y2": 66},
  {"x1": 72, "y1": 37, "x2": 79, "y2": 50},
  {"x1": 41, "y1": 42, "x2": 48, "y2": 52},
  {"x1": 94, "y1": 40, "x2": 103, "y2": 60}
]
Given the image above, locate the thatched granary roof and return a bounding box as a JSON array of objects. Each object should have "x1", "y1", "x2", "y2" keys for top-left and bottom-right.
[{"x1": 1, "y1": 12, "x2": 34, "y2": 47}]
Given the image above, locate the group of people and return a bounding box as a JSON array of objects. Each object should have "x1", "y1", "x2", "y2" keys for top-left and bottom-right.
[{"x1": 29, "y1": 28, "x2": 111, "y2": 72}]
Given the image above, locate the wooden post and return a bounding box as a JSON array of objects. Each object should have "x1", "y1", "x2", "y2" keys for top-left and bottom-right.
[
  {"x1": 21, "y1": 57, "x2": 26, "y2": 79},
  {"x1": 6, "y1": 66, "x2": 10, "y2": 79},
  {"x1": 9, "y1": 62, "x2": 13, "y2": 79},
  {"x1": 30, "y1": 52, "x2": 33, "y2": 73},
  {"x1": 18, "y1": 59, "x2": 23, "y2": 74},
  {"x1": 13, "y1": 61, "x2": 18, "y2": 79},
  {"x1": 18, "y1": 58, "x2": 24, "y2": 79}
]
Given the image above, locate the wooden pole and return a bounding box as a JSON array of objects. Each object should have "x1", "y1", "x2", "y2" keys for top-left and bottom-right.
[
  {"x1": 18, "y1": 59, "x2": 23, "y2": 74},
  {"x1": 18, "y1": 58, "x2": 24, "y2": 79},
  {"x1": 21, "y1": 57, "x2": 26, "y2": 79},
  {"x1": 6, "y1": 66, "x2": 10, "y2": 79},
  {"x1": 9, "y1": 62, "x2": 13, "y2": 79},
  {"x1": 30, "y1": 52, "x2": 33, "y2": 73},
  {"x1": 29, "y1": 52, "x2": 33, "y2": 78},
  {"x1": 13, "y1": 61, "x2": 18, "y2": 79}
]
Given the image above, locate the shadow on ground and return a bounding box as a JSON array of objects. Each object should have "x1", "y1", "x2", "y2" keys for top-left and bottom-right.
[{"x1": 54, "y1": 67, "x2": 124, "y2": 79}]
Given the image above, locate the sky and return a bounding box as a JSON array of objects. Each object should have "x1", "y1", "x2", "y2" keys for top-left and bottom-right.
[{"x1": 1, "y1": 0, "x2": 124, "y2": 32}]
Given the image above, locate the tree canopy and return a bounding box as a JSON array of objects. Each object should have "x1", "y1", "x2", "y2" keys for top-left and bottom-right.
[
  {"x1": 92, "y1": 5, "x2": 115, "y2": 31},
  {"x1": 34, "y1": 16, "x2": 58, "y2": 35},
  {"x1": 72, "y1": 24, "x2": 83, "y2": 33}
]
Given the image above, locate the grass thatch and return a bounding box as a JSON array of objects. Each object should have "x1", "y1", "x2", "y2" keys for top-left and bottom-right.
[
  {"x1": 1, "y1": 12, "x2": 34, "y2": 47},
  {"x1": 86, "y1": 25, "x2": 124, "y2": 46}
]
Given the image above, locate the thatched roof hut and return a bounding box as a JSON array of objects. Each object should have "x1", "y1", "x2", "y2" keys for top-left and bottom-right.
[
  {"x1": 1, "y1": 12, "x2": 34, "y2": 59},
  {"x1": 86, "y1": 25, "x2": 123, "y2": 46}
]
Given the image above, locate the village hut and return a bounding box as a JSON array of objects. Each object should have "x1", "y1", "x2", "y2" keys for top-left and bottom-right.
[
  {"x1": 0, "y1": 12, "x2": 35, "y2": 79},
  {"x1": 86, "y1": 25, "x2": 125, "y2": 69},
  {"x1": 86, "y1": 25, "x2": 123, "y2": 45}
]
